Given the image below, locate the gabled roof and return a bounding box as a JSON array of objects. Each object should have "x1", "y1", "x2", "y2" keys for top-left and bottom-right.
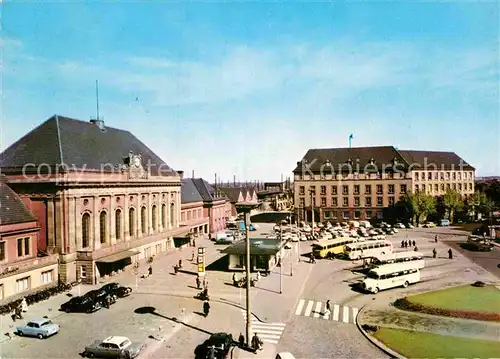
[
  {"x1": 0, "y1": 115, "x2": 176, "y2": 176},
  {"x1": 220, "y1": 187, "x2": 242, "y2": 203},
  {"x1": 0, "y1": 176, "x2": 37, "y2": 225},
  {"x1": 181, "y1": 179, "x2": 204, "y2": 203},
  {"x1": 192, "y1": 179, "x2": 227, "y2": 202},
  {"x1": 397, "y1": 150, "x2": 475, "y2": 171}
]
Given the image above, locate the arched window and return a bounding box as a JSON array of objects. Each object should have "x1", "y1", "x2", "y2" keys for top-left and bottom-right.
[
  {"x1": 82, "y1": 213, "x2": 90, "y2": 248},
  {"x1": 170, "y1": 202, "x2": 175, "y2": 227},
  {"x1": 129, "y1": 208, "x2": 135, "y2": 237},
  {"x1": 141, "y1": 206, "x2": 147, "y2": 234},
  {"x1": 100, "y1": 211, "x2": 107, "y2": 244},
  {"x1": 152, "y1": 205, "x2": 157, "y2": 231},
  {"x1": 161, "y1": 204, "x2": 166, "y2": 229},
  {"x1": 115, "y1": 209, "x2": 122, "y2": 241}
]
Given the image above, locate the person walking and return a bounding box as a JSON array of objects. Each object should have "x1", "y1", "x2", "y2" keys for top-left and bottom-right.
[
  {"x1": 433, "y1": 248, "x2": 437, "y2": 258},
  {"x1": 203, "y1": 299, "x2": 210, "y2": 317},
  {"x1": 325, "y1": 300, "x2": 331, "y2": 317},
  {"x1": 414, "y1": 246, "x2": 419, "y2": 252},
  {"x1": 191, "y1": 251, "x2": 195, "y2": 261},
  {"x1": 148, "y1": 265, "x2": 153, "y2": 276},
  {"x1": 238, "y1": 333, "x2": 245, "y2": 347},
  {"x1": 401, "y1": 240, "x2": 405, "y2": 248},
  {"x1": 251, "y1": 333, "x2": 263, "y2": 352},
  {"x1": 412, "y1": 240, "x2": 416, "y2": 247},
  {"x1": 435, "y1": 235, "x2": 438, "y2": 243},
  {"x1": 196, "y1": 276, "x2": 201, "y2": 289},
  {"x1": 448, "y1": 249, "x2": 453, "y2": 259}
]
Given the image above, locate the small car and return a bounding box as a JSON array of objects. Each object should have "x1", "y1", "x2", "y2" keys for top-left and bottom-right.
[
  {"x1": 16, "y1": 318, "x2": 60, "y2": 339},
  {"x1": 83, "y1": 336, "x2": 144, "y2": 359},
  {"x1": 195, "y1": 332, "x2": 234, "y2": 359},
  {"x1": 85, "y1": 288, "x2": 117, "y2": 305},
  {"x1": 101, "y1": 283, "x2": 133, "y2": 298},
  {"x1": 60, "y1": 296, "x2": 102, "y2": 313}
]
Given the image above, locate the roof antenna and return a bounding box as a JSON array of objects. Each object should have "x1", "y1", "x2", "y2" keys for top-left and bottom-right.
[{"x1": 96, "y1": 80, "x2": 100, "y2": 121}]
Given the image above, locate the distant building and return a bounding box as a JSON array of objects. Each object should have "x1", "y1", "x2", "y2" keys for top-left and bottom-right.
[
  {"x1": 0, "y1": 176, "x2": 59, "y2": 301},
  {"x1": 221, "y1": 238, "x2": 286, "y2": 272},
  {"x1": 219, "y1": 187, "x2": 259, "y2": 217},
  {"x1": 293, "y1": 146, "x2": 475, "y2": 222},
  {"x1": 0, "y1": 115, "x2": 188, "y2": 286}
]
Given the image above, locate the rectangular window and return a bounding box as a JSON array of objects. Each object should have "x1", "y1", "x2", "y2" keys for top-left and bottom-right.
[
  {"x1": 376, "y1": 185, "x2": 383, "y2": 194},
  {"x1": 376, "y1": 211, "x2": 383, "y2": 219},
  {"x1": 469, "y1": 183, "x2": 472, "y2": 191},
  {"x1": 332, "y1": 198, "x2": 338, "y2": 207},
  {"x1": 181, "y1": 212, "x2": 186, "y2": 222},
  {"x1": 17, "y1": 237, "x2": 30, "y2": 257},
  {"x1": 458, "y1": 183, "x2": 462, "y2": 191},
  {"x1": 0, "y1": 284, "x2": 3, "y2": 300},
  {"x1": 440, "y1": 172, "x2": 445, "y2": 180},
  {"x1": 343, "y1": 211, "x2": 350, "y2": 219},
  {"x1": 321, "y1": 197, "x2": 326, "y2": 207},
  {"x1": 320, "y1": 186, "x2": 326, "y2": 195},
  {"x1": 452, "y1": 172, "x2": 456, "y2": 180},
  {"x1": 80, "y1": 265, "x2": 87, "y2": 278},
  {"x1": 312, "y1": 198, "x2": 316, "y2": 206},
  {"x1": 441, "y1": 184, "x2": 445, "y2": 191},
  {"x1": 452, "y1": 183, "x2": 457, "y2": 190},
  {"x1": 354, "y1": 197, "x2": 360, "y2": 207},
  {"x1": 331, "y1": 186, "x2": 337, "y2": 195},
  {"x1": 324, "y1": 211, "x2": 331, "y2": 219},
  {"x1": 16, "y1": 277, "x2": 30, "y2": 293},
  {"x1": 434, "y1": 184, "x2": 438, "y2": 192},
  {"x1": 299, "y1": 198, "x2": 305, "y2": 207},
  {"x1": 415, "y1": 184, "x2": 420, "y2": 192},
  {"x1": 377, "y1": 197, "x2": 383, "y2": 207},
  {"x1": 422, "y1": 184, "x2": 426, "y2": 192},
  {"x1": 447, "y1": 183, "x2": 451, "y2": 189},
  {"x1": 0, "y1": 242, "x2": 5, "y2": 261},
  {"x1": 310, "y1": 186, "x2": 316, "y2": 194},
  {"x1": 457, "y1": 172, "x2": 462, "y2": 180},
  {"x1": 388, "y1": 185, "x2": 395, "y2": 194},
  {"x1": 299, "y1": 186, "x2": 305, "y2": 195},
  {"x1": 428, "y1": 172, "x2": 432, "y2": 180},
  {"x1": 343, "y1": 197, "x2": 348, "y2": 207},
  {"x1": 365, "y1": 185, "x2": 371, "y2": 195},
  {"x1": 354, "y1": 185, "x2": 360, "y2": 195},
  {"x1": 400, "y1": 184, "x2": 407, "y2": 193},
  {"x1": 365, "y1": 197, "x2": 372, "y2": 207},
  {"x1": 342, "y1": 185, "x2": 349, "y2": 195},
  {"x1": 365, "y1": 211, "x2": 372, "y2": 219},
  {"x1": 41, "y1": 270, "x2": 54, "y2": 284},
  {"x1": 446, "y1": 172, "x2": 450, "y2": 180},
  {"x1": 354, "y1": 211, "x2": 361, "y2": 219},
  {"x1": 434, "y1": 172, "x2": 438, "y2": 180},
  {"x1": 415, "y1": 172, "x2": 419, "y2": 181},
  {"x1": 388, "y1": 197, "x2": 395, "y2": 205}
]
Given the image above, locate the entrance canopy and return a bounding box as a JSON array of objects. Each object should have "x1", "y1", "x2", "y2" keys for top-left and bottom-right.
[{"x1": 96, "y1": 250, "x2": 140, "y2": 263}]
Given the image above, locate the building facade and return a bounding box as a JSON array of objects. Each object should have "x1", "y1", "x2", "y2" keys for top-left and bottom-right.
[
  {"x1": 0, "y1": 176, "x2": 59, "y2": 302},
  {"x1": 180, "y1": 177, "x2": 210, "y2": 236},
  {"x1": 293, "y1": 146, "x2": 475, "y2": 222},
  {"x1": 0, "y1": 115, "x2": 188, "y2": 285},
  {"x1": 191, "y1": 179, "x2": 232, "y2": 234},
  {"x1": 220, "y1": 187, "x2": 259, "y2": 217}
]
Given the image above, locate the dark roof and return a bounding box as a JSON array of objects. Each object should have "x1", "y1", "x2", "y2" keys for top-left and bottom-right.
[
  {"x1": 220, "y1": 187, "x2": 242, "y2": 203},
  {"x1": 192, "y1": 179, "x2": 228, "y2": 202},
  {"x1": 398, "y1": 150, "x2": 475, "y2": 171},
  {"x1": 0, "y1": 176, "x2": 37, "y2": 225},
  {"x1": 181, "y1": 179, "x2": 204, "y2": 203},
  {"x1": 221, "y1": 239, "x2": 282, "y2": 256},
  {"x1": 0, "y1": 115, "x2": 176, "y2": 176},
  {"x1": 293, "y1": 146, "x2": 474, "y2": 173}
]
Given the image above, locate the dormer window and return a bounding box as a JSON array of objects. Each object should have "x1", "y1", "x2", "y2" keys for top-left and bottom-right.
[
  {"x1": 369, "y1": 158, "x2": 375, "y2": 165},
  {"x1": 392, "y1": 157, "x2": 398, "y2": 165},
  {"x1": 347, "y1": 158, "x2": 353, "y2": 165}
]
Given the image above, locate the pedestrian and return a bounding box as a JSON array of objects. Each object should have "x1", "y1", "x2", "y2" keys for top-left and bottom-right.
[
  {"x1": 14, "y1": 305, "x2": 23, "y2": 320},
  {"x1": 325, "y1": 300, "x2": 331, "y2": 316},
  {"x1": 433, "y1": 248, "x2": 437, "y2": 258},
  {"x1": 191, "y1": 251, "x2": 195, "y2": 261},
  {"x1": 238, "y1": 333, "x2": 245, "y2": 347},
  {"x1": 412, "y1": 240, "x2": 416, "y2": 247},
  {"x1": 148, "y1": 265, "x2": 153, "y2": 276},
  {"x1": 435, "y1": 235, "x2": 438, "y2": 243},
  {"x1": 203, "y1": 299, "x2": 210, "y2": 317},
  {"x1": 196, "y1": 276, "x2": 201, "y2": 289},
  {"x1": 203, "y1": 277, "x2": 207, "y2": 289},
  {"x1": 401, "y1": 240, "x2": 405, "y2": 248},
  {"x1": 448, "y1": 249, "x2": 453, "y2": 259},
  {"x1": 104, "y1": 294, "x2": 111, "y2": 309},
  {"x1": 179, "y1": 259, "x2": 183, "y2": 268},
  {"x1": 403, "y1": 240, "x2": 407, "y2": 248},
  {"x1": 21, "y1": 298, "x2": 28, "y2": 313},
  {"x1": 256, "y1": 271, "x2": 261, "y2": 282},
  {"x1": 414, "y1": 246, "x2": 418, "y2": 252},
  {"x1": 193, "y1": 239, "x2": 196, "y2": 247}
]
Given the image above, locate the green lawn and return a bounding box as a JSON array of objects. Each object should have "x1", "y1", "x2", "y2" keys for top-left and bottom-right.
[
  {"x1": 407, "y1": 285, "x2": 500, "y2": 313},
  {"x1": 374, "y1": 328, "x2": 500, "y2": 359}
]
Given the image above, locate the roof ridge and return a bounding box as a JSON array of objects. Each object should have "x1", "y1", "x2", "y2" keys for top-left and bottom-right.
[
  {"x1": 55, "y1": 115, "x2": 65, "y2": 165},
  {"x1": 392, "y1": 146, "x2": 412, "y2": 167}
]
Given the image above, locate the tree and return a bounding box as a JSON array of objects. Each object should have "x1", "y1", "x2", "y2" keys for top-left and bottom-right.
[
  {"x1": 442, "y1": 189, "x2": 463, "y2": 223},
  {"x1": 405, "y1": 191, "x2": 436, "y2": 225},
  {"x1": 468, "y1": 191, "x2": 493, "y2": 220}
]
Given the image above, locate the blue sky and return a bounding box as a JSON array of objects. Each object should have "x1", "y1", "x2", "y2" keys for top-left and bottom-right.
[{"x1": 1, "y1": 1, "x2": 499, "y2": 181}]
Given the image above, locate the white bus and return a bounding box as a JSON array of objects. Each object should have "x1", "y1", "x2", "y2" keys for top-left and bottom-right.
[
  {"x1": 344, "y1": 240, "x2": 393, "y2": 260},
  {"x1": 362, "y1": 262, "x2": 421, "y2": 294},
  {"x1": 371, "y1": 251, "x2": 425, "y2": 269}
]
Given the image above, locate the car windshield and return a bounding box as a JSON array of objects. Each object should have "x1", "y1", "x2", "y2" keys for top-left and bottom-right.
[
  {"x1": 120, "y1": 340, "x2": 131, "y2": 348},
  {"x1": 41, "y1": 321, "x2": 52, "y2": 326},
  {"x1": 366, "y1": 271, "x2": 379, "y2": 279}
]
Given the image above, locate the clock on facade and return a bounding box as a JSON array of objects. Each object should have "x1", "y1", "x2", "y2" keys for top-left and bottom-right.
[{"x1": 133, "y1": 155, "x2": 141, "y2": 168}]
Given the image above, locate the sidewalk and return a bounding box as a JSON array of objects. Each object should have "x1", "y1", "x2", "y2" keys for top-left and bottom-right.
[{"x1": 358, "y1": 302, "x2": 500, "y2": 342}]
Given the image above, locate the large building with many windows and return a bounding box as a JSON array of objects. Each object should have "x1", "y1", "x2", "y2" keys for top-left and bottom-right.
[
  {"x1": 293, "y1": 146, "x2": 475, "y2": 222},
  {"x1": 0, "y1": 115, "x2": 188, "y2": 289}
]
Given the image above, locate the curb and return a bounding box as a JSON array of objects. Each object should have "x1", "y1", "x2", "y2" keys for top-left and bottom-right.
[{"x1": 355, "y1": 304, "x2": 406, "y2": 359}]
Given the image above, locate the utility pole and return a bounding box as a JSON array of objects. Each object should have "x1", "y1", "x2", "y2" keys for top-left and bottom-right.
[
  {"x1": 310, "y1": 189, "x2": 315, "y2": 231},
  {"x1": 279, "y1": 222, "x2": 283, "y2": 294}
]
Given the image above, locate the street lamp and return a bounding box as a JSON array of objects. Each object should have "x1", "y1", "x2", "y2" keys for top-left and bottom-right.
[{"x1": 234, "y1": 202, "x2": 259, "y2": 348}]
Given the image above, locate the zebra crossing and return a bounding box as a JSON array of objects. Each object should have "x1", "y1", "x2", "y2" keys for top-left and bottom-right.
[
  {"x1": 241, "y1": 310, "x2": 286, "y2": 344},
  {"x1": 294, "y1": 299, "x2": 359, "y2": 324}
]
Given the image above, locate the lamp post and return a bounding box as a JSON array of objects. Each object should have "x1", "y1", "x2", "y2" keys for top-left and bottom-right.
[
  {"x1": 235, "y1": 202, "x2": 259, "y2": 348},
  {"x1": 279, "y1": 223, "x2": 283, "y2": 294}
]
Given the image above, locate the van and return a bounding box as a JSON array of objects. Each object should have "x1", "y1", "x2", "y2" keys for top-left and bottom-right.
[{"x1": 362, "y1": 262, "x2": 421, "y2": 294}]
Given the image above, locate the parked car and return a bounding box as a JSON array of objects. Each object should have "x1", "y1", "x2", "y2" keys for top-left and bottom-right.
[
  {"x1": 101, "y1": 283, "x2": 132, "y2": 298},
  {"x1": 395, "y1": 223, "x2": 405, "y2": 229},
  {"x1": 83, "y1": 336, "x2": 144, "y2": 359},
  {"x1": 60, "y1": 296, "x2": 102, "y2": 313},
  {"x1": 85, "y1": 288, "x2": 117, "y2": 305},
  {"x1": 195, "y1": 332, "x2": 234, "y2": 359},
  {"x1": 16, "y1": 318, "x2": 60, "y2": 339},
  {"x1": 405, "y1": 223, "x2": 414, "y2": 229},
  {"x1": 439, "y1": 219, "x2": 450, "y2": 226},
  {"x1": 423, "y1": 222, "x2": 436, "y2": 228}
]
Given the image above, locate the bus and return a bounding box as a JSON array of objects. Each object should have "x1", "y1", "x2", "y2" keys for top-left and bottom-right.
[
  {"x1": 371, "y1": 251, "x2": 425, "y2": 269},
  {"x1": 344, "y1": 240, "x2": 393, "y2": 260},
  {"x1": 362, "y1": 262, "x2": 421, "y2": 294},
  {"x1": 312, "y1": 237, "x2": 359, "y2": 258}
]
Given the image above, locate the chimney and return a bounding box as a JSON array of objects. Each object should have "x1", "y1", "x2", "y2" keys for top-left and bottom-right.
[
  {"x1": 192, "y1": 170, "x2": 195, "y2": 178},
  {"x1": 90, "y1": 118, "x2": 105, "y2": 131},
  {"x1": 177, "y1": 170, "x2": 184, "y2": 179},
  {"x1": 233, "y1": 175, "x2": 236, "y2": 186}
]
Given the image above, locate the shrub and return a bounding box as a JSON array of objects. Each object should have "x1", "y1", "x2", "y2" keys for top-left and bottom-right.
[
  {"x1": 362, "y1": 324, "x2": 379, "y2": 333},
  {"x1": 394, "y1": 297, "x2": 500, "y2": 322}
]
